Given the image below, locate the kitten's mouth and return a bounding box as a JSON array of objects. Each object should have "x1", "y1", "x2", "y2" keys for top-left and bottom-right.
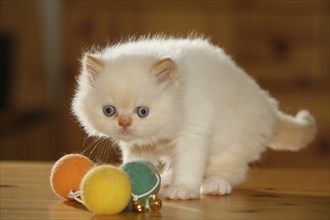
[
  {"x1": 121, "y1": 129, "x2": 130, "y2": 135},
  {"x1": 116, "y1": 134, "x2": 135, "y2": 142},
  {"x1": 117, "y1": 128, "x2": 133, "y2": 139}
]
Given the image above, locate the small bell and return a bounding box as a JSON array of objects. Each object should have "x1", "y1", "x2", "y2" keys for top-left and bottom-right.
[
  {"x1": 149, "y1": 194, "x2": 162, "y2": 211},
  {"x1": 132, "y1": 198, "x2": 145, "y2": 213}
]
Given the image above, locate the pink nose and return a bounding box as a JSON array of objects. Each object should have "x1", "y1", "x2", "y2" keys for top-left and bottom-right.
[{"x1": 118, "y1": 118, "x2": 132, "y2": 128}]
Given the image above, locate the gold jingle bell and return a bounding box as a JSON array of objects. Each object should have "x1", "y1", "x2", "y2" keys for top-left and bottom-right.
[
  {"x1": 149, "y1": 194, "x2": 162, "y2": 211},
  {"x1": 132, "y1": 198, "x2": 145, "y2": 213}
]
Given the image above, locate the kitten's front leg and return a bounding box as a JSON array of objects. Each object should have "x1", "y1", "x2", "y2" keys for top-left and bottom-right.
[
  {"x1": 119, "y1": 142, "x2": 158, "y2": 165},
  {"x1": 165, "y1": 133, "x2": 209, "y2": 200}
]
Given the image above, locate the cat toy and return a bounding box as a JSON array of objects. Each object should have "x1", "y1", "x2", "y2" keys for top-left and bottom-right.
[
  {"x1": 79, "y1": 164, "x2": 132, "y2": 215},
  {"x1": 50, "y1": 154, "x2": 94, "y2": 199},
  {"x1": 120, "y1": 160, "x2": 162, "y2": 212},
  {"x1": 50, "y1": 154, "x2": 162, "y2": 215}
]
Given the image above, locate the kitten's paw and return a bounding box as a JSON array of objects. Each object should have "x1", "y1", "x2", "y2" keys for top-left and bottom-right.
[
  {"x1": 164, "y1": 185, "x2": 200, "y2": 200},
  {"x1": 200, "y1": 177, "x2": 232, "y2": 196}
]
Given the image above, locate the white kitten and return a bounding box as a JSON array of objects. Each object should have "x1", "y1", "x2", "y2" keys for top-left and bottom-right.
[{"x1": 72, "y1": 36, "x2": 317, "y2": 200}]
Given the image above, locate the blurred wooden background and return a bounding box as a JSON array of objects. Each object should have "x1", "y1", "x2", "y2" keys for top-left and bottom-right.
[{"x1": 0, "y1": 1, "x2": 329, "y2": 168}]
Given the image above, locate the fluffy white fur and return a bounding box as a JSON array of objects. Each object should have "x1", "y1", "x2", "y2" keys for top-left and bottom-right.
[{"x1": 72, "y1": 36, "x2": 317, "y2": 200}]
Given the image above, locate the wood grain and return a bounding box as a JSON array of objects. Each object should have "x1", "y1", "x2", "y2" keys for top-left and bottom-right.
[{"x1": 0, "y1": 161, "x2": 329, "y2": 219}]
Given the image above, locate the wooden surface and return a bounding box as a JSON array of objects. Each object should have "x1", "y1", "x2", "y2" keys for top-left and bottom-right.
[{"x1": 0, "y1": 161, "x2": 329, "y2": 220}]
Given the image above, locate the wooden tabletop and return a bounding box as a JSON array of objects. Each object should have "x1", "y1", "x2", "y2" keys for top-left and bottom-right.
[{"x1": 0, "y1": 161, "x2": 329, "y2": 220}]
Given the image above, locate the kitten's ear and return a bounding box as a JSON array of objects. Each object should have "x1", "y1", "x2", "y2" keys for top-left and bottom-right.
[
  {"x1": 82, "y1": 53, "x2": 105, "y2": 83},
  {"x1": 149, "y1": 58, "x2": 176, "y2": 84}
]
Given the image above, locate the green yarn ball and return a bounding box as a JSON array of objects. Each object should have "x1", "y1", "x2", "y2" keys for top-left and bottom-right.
[{"x1": 120, "y1": 160, "x2": 161, "y2": 210}]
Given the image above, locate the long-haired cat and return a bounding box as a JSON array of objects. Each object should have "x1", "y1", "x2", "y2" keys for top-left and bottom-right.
[{"x1": 72, "y1": 36, "x2": 316, "y2": 200}]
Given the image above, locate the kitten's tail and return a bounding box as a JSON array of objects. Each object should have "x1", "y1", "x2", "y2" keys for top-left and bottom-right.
[{"x1": 269, "y1": 110, "x2": 317, "y2": 151}]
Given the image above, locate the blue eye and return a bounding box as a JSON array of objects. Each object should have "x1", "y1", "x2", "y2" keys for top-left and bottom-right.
[
  {"x1": 103, "y1": 105, "x2": 116, "y2": 117},
  {"x1": 136, "y1": 106, "x2": 149, "y2": 118}
]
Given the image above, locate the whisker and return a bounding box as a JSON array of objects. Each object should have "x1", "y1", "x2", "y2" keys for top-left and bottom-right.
[
  {"x1": 82, "y1": 137, "x2": 99, "y2": 156},
  {"x1": 81, "y1": 137, "x2": 96, "y2": 155},
  {"x1": 101, "y1": 138, "x2": 110, "y2": 163},
  {"x1": 98, "y1": 138, "x2": 107, "y2": 163},
  {"x1": 89, "y1": 138, "x2": 102, "y2": 162}
]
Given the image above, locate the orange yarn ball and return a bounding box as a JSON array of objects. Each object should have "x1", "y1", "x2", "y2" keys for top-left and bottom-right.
[{"x1": 50, "y1": 154, "x2": 94, "y2": 199}]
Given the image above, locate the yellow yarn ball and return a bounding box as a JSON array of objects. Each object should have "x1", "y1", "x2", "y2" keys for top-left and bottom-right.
[{"x1": 80, "y1": 165, "x2": 132, "y2": 215}]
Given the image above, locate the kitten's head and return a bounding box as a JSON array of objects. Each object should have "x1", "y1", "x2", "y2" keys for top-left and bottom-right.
[{"x1": 72, "y1": 53, "x2": 182, "y2": 143}]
